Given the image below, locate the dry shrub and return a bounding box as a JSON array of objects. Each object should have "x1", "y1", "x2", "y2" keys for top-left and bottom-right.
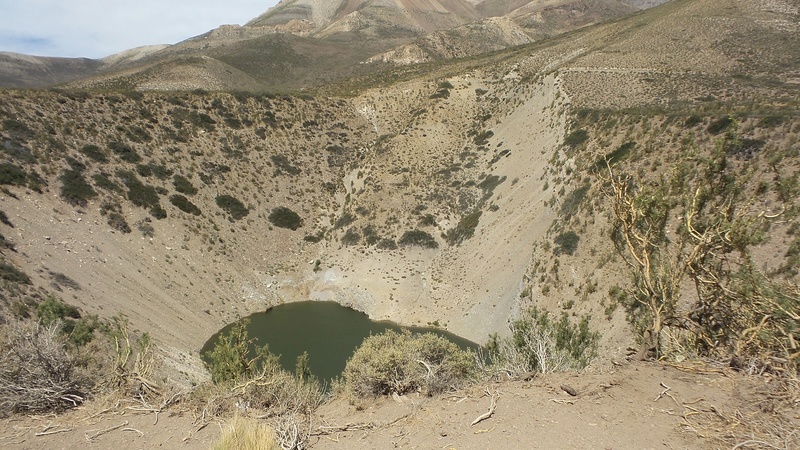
[
  {"x1": 680, "y1": 376, "x2": 799, "y2": 449},
  {"x1": 191, "y1": 364, "x2": 324, "y2": 450},
  {"x1": 212, "y1": 415, "x2": 280, "y2": 450},
  {"x1": 341, "y1": 329, "x2": 476, "y2": 398},
  {"x1": 0, "y1": 320, "x2": 87, "y2": 415},
  {"x1": 484, "y1": 307, "x2": 599, "y2": 377}
]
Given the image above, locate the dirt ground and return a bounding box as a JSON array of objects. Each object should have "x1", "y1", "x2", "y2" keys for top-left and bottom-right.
[{"x1": 3, "y1": 361, "x2": 796, "y2": 449}]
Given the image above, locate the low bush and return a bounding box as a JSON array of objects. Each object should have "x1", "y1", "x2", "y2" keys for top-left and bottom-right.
[
  {"x1": 0, "y1": 321, "x2": 87, "y2": 415},
  {"x1": 270, "y1": 155, "x2": 301, "y2": 176},
  {"x1": 117, "y1": 170, "x2": 163, "y2": 216},
  {"x1": 486, "y1": 307, "x2": 599, "y2": 375},
  {"x1": 79, "y1": 144, "x2": 108, "y2": 162},
  {"x1": 60, "y1": 169, "x2": 97, "y2": 207},
  {"x1": 444, "y1": 211, "x2": 481, "y2": 246},
  {"x1": 0, "y1": 162, "x2": 28, "y2": 186},
  {"x1": 268, "y1": 206, "x2": 302, "y2": 230},
  {"x1": 707, "y1": 115, "x2": 734, "y2": 135},
  {"x1": 108, "y1": 141, "x2": 141, "y2": 163},
  {"x1": 554, "y1": 231, "x2": 580, "y2": 256},
  {"x1": 399, "y1": 230, "x2": 438, "y2": 249},
  {"x1": 0, "y1": 262, "x2": 31, "y2": 284},
  {"x1": 564, "y1": 129, "x2": 589, "y2": 147},
  {"x1": 172, "y1": 174, "x2": 198, "y2": 195},
  {"x1": 342, "y1": 330, "x2": 475, "y2": 397},
  {"x1": 216, "y1": 195, "x2": 249, "y2": 221},
  {"x1": 341, "y1": 228, "x2": 360, "y2": 246},
  {"x1": 169, "y1": 194, "x2": 202, "y2": 216}
]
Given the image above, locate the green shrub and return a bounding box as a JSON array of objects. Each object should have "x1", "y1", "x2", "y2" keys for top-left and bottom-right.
[
  {"x1": 216, "y1": 195, "x2": 249, "y2": 221},
  {"x1": 376, "y1": 238, "x2": 398, "y2": 250},
  {"x1": 117, "y1": 170, "x2": 161, "y2": 211},
  {"x1": 341, "y1": 228, "x2": 360, "y2": 246},
  {"x1": 107, "y1": 212, "x2": 131, "y2": 233},
  {"x1": 342, "y1": 330, "x2": 475, "y2": 397},
  {"x1": 0, "y1": 163, "x2": 28, "y2": 186},
  {"x1": 169, "y1": 194, "x2": 202, "y2": 215},
  {"x1": 398, "y1": 230, "x2": 438, "y2": 249},
  {"x1": 108, "y1": 141, "x2": 141, "y2": 163},
  {"x1": 559, "y1": 183, "x2": 590, "y2": 220},
  {"x1": 473, "y1": 130, "x2": 494, "y2": 146},
  {"x1": 706, "y1": 115, "x2": 734, "y2": 135},
  {"x1": 78, "y1": 144, "x2": 108, "y2": 162},
  {"x1": 333, "y1": 212, "x2": 355, "y2": 229},
  {"x1": 92, "y1": 173, "x2": 122, "y2": 192},
  {"x1": 270, "y1": 155, "x2": 301, "y2": 176},
  {"x1": 487, "y1": 307, "x2": 599, "y2": 374},
  {"x1": 172, "y1": 174, "x2": 198, "y2": 195},
  {"x1": 554, "y1": 231, "x2": 580, "y2": 256},
  {"x1": 268, "y1": 206, "x2": 302, "y2": 230},
  {"x1": 0, "y1": 210, "x2": 12, "y2": 227},
  {"x1": 136, "y1": 163, "x2": 171, "y2": 180},
  {"x1": 444, "y1": 211, "x2": 481, "y2": 246},
  {"x1": 204, "y1": 319, "x2": 278, "y2": 384},
  {"x1": 756, "y1": 115, "x2": 785, "y2": 128},
  {"x1": 591, "y1": 142, "x2": 636, "y2": 172},
  {"x1": 0, "y1": 262, "x2": 31, "y2": 284},
  {"x1": 60, "y1": 169, "x2": 97, "y2": 207},
  {"x1": 564, "y1": 129, "x2": 589, "y2": 147},
  {"x1": 684, "y1": 115, "x2": 703, "y2": 127}
]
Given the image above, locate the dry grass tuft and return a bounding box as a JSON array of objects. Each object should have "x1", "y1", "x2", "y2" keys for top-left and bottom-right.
[{"x1": 212, "y1": 415, "x2": 279, "y2": 450}]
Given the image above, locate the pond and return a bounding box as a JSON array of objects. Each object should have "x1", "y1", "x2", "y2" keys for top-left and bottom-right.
[{"x1": 201, "y1": 301, "x2": 481, "y2": 382}]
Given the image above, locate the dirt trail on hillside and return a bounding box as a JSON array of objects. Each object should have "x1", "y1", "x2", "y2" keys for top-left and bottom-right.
[{"x1": 4, "y1": 361, "x2": 795, "y2": 450}]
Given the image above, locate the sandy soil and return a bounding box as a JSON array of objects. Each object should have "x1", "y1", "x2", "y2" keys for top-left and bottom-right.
[{"x1": 4, "y1": 361, "x2": 795, "y2": 450}]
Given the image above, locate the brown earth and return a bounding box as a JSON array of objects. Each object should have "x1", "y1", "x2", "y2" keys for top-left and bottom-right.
[{"x1": 3, "y1": 362, "x2": 797, "y2": 449}]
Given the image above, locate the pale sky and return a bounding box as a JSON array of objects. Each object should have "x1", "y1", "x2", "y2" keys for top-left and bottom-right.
[{"x1": 0, "y1": 0, "x2": 281, "y2": 59}]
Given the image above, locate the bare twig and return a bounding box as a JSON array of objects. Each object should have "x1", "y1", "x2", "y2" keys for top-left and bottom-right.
[
  {"x1": 471, "y1": 390, "x2": 498, "y2": 426},
  {"x1": 85, "y1": 421, "x2": 129, "y2": 442},
  {"x1": 34, "y1": 428, "x2": 72, "y2": 437}
]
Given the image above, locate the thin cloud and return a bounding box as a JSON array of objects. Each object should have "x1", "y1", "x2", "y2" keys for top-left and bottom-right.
[{"x1": 0, "y1": 0, "x2": 279, "y2": 59}]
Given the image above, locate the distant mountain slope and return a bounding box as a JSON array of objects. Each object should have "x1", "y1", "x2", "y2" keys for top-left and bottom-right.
[
  {"x1": 0, "y1": 0, "x2": 668, "y2": 90},
  {"x1": 0, "y1": 52, "x2": 101, "y2": 89}
]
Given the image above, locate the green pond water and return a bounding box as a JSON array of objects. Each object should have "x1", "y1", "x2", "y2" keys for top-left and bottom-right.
[{"x1": 201, "y1": 301, "x2": 482, "y2": 382}]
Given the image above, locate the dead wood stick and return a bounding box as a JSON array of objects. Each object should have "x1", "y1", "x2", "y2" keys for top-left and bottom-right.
[
  {"x1": 471, "y1": 394, "x2": 497, "y2": 426},
  {"x1": 85, "y1": 421, "x2": 129, "y2": 442},
  {"x1": 654, "y1": 382, "x2": 671, "y2": 401},
  {"x1": 560, "y1": 384, "x2": 578, "y2": 396},
  {"x1": 35, "y1": 428, "x2": 73, "y2": 437}
]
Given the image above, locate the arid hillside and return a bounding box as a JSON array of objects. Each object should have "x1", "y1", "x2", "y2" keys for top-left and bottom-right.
[{"x1": 1, "y1": 0, "x2": 664, "y2": 90}]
